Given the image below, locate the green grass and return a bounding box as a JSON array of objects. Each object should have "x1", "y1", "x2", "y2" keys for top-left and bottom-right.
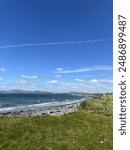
[{"x1": 0, "y1": 94, "x2": 113, "y2": 150}]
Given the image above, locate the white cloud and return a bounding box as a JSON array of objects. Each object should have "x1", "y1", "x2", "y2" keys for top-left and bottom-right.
[
  {"x1": 75, "y1": 78, "x2": 84, "y2": 82},
  {"x1": 15, "y1": 74, "x2": 38, "y2": 85},
  {"x1": 0, "y1": 67, "x2": 7, "y2": 72},
  {"x1": 49, "y1": 81, "x2": 112, "y2": 93},
  {"x1": 0, "y1": 79, "x2": 112, "y2": 93},
  {"x1": 56, "y1": 68, "x2": 63, "y2": 71},
  {"x1": 21, "y1": 75, "x2": 38, "y2": 79},
  {"x1": 55, "y1": 65, "x2": 112, "y2": 74},
  {"x1": 16, "y1": 79, "x2": 29, "y2": 85},
  {"x1": 46, "y1": 80, "x2": 58, "y2": 84},
  {"x1": 99, "y1": 79, "x2": 113, "y2": 83},
  {"x1": 0, "y1": 77, "x2": 3, "y2": 81},
  {"x1": 55, "y1": 74, "x2": 62, "y2": 78},
  {"x1": 89, "y1": 79, "x2": 113, "y2": 83},
  {"x1": 90, "y1": 79, "x2": 98, "y2": 83}
]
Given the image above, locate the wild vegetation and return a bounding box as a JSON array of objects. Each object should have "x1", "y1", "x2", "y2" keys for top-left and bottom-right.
[{"x1": 0, "y1": 94, "x2": 112, "y2": 150}]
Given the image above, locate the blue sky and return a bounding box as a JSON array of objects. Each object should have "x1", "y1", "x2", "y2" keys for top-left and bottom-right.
[{"x1": 0, "y1": 0, "x2": 113, "y2": 93}]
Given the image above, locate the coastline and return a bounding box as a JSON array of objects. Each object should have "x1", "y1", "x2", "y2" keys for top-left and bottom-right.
[{"x1": 0, "y1": 99, "x2": 91, "y2": 117}]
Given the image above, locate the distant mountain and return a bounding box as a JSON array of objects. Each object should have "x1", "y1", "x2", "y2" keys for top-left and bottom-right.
[{"x1": 0, "y1": 90, "x2": 53, "y2": 94}]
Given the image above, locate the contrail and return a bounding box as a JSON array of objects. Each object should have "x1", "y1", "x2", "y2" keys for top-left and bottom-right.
[
  {"x1": 0, "y1": 39, "x2": 110, "y2": 49},
  {"x1": 54, "y1": 65, "x2": 113, "y2": 74}
]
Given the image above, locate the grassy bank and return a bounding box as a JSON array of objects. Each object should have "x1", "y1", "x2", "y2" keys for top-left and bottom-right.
[{"x1": 0, "y1": 94, "x2": 112, "y2": 150}]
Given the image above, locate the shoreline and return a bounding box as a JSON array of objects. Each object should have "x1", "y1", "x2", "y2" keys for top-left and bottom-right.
[{"x1": 0, "y1": 99, "x2": 91, "y2": 117}]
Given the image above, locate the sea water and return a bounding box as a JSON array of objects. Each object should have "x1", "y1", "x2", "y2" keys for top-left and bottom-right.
[{"x1": 0, "y1": 93, "x2": 89, "y2": 113}]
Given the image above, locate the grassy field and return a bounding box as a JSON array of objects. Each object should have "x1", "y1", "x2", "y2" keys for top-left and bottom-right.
[{"x1": 0, "y1": 94, "x2": 113, "y2": 150}]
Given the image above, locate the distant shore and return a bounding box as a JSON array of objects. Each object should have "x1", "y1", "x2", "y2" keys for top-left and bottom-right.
[{"x1": 0, "y1": 99, "x2": 91, "y2": 116}]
